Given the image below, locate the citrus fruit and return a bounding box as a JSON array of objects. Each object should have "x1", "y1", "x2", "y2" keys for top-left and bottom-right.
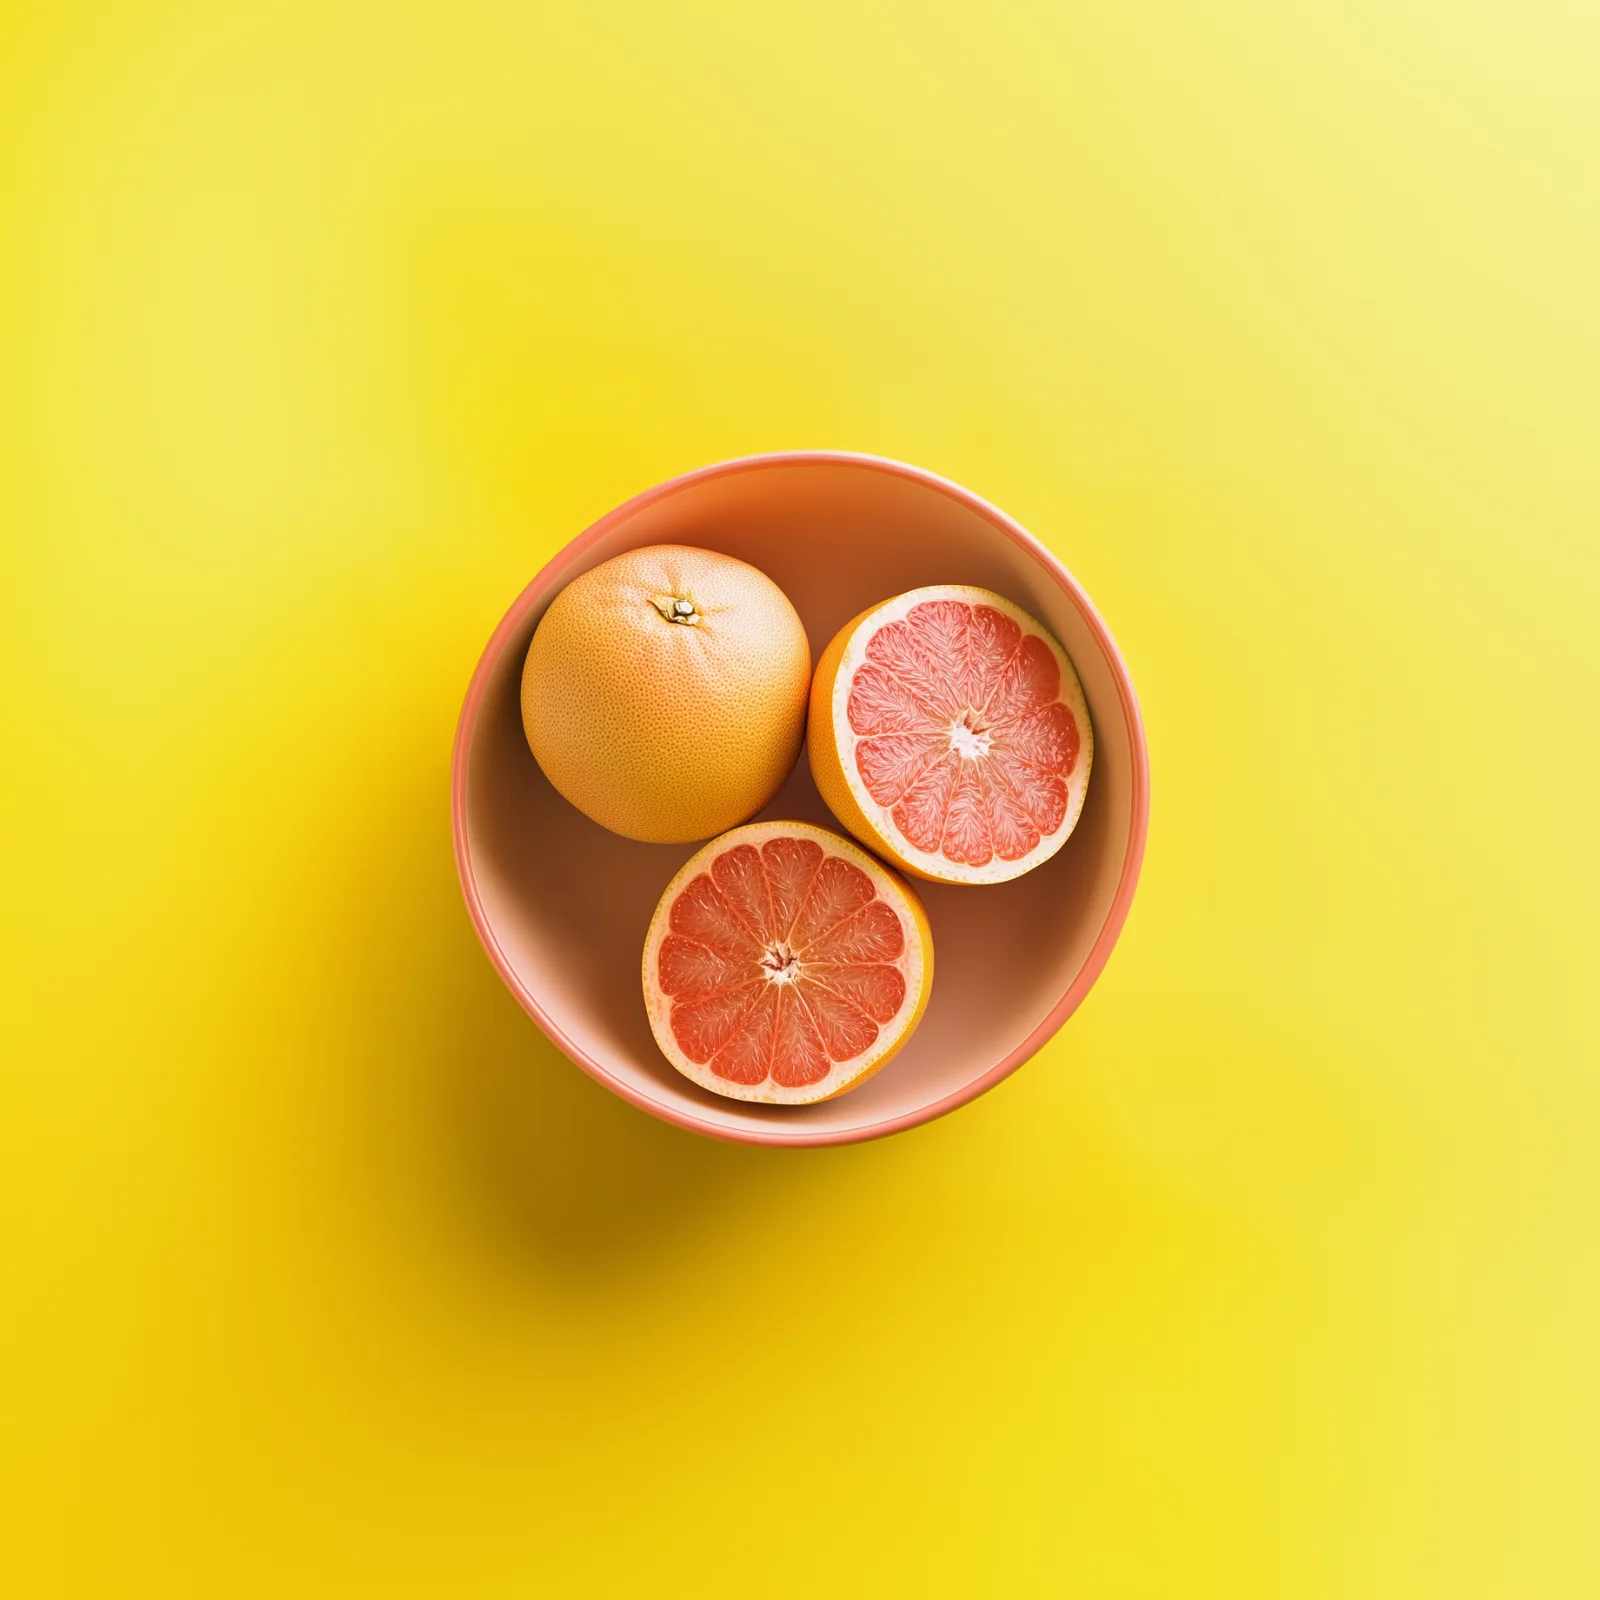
[
  {"x1": 808, "y1": 585, "x2": 1093, "y2": 885},
  {"x1": 521, "y1": 545, "x2": 811, "y2": 843},
  {"x1": 642, "y1": 820, "x2": 934, "y2": 1105}
]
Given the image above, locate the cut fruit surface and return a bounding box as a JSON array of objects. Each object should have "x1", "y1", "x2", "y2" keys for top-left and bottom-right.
[
  {"x1": 642, "y1": 821, "x2": 933, "y2": 1105},
  {"x1": 808, "y1": 586, "x2": 1093, "y2": 885}
]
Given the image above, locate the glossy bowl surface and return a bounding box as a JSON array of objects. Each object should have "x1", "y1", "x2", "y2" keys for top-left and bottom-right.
[{"x1": 452, "y1": 452, "x2": 1149, "y2": 1145}]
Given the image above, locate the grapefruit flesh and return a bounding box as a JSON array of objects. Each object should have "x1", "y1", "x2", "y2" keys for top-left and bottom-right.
[
  {"x1": 521, "y1": 545, "x2": 810, "y2": 843},
  {"x1": 642, "y1": 821, "x2": 933, "y2": 1105},
  {"x1": 808, "y1": 586, "x2": 1093, "y2": 885}
]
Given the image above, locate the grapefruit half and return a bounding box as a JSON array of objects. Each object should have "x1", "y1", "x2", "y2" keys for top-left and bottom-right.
[
  {"x1": 808, "y1": 585, "x2": 1093, "y2": 885},
  {"x1": 642, "y1": 821, "x2": 934, "y2": 1105}
]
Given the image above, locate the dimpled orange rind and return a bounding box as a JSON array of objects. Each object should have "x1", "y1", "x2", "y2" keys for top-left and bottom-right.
[{"x1": 521, "y1": 545, "x2": 812, "y2": 843}]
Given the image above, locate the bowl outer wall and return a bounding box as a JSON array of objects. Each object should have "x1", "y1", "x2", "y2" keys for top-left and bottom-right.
[{"x1": 451, "y1": 451, "x2": 1150, "y2": 1147}]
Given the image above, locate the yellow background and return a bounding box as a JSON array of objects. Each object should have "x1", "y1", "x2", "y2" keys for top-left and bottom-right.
[{"x1": 4, "y1": 2, "x2": 1598, "y2": 1594}]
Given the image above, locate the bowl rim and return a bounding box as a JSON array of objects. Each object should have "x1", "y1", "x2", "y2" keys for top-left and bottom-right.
[{"x1": 451, "y1": 450, "x2": 1151, "y2": 1147}]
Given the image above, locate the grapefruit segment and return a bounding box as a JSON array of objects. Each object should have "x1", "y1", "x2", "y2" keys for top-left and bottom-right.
[
  {"x1": 808, "y1": 963, "x2": 905, "y2": 1023},
  {"x1": 642, "y1": 821, "x2": 934, "y2": 1106},
  {"x1": 788, "y1": 855, "x2": 877, "y2": 951},
  {"x1": 808, "y1": 586, "x2": 1094, "y2": 885},
  {"x1": 671, "y1": 982, "x2": 762, "y2": 1064},
  {"x1": 855, "y1": 732, "x2": 945, "y2": 808}
]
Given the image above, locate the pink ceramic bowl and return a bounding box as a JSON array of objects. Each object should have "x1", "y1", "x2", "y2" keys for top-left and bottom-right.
[{"x1": 452, "y1": 452, "x2": 1149, "y2": 1146}]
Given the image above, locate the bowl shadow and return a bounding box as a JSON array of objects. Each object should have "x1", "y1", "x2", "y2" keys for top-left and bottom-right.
[{"x1": 338, "y1": 764, "x2": 827, "y2": 1291}]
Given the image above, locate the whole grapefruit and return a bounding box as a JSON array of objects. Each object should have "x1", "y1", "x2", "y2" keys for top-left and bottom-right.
[{"x1": 521, "y1": 545, "x2": 811, "y2": 843}]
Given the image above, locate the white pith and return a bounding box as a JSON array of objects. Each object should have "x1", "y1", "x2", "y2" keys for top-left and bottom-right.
[
  {"x1": 641, "y1": 820, "x2": 929, "y2": 1106},
  {"x1": 830, "y1": 585, "x2": 1094, "y2": 886},
  {"x1": 949, "y1": 717, "x2": 993, "y2": 759},
  {"x1": 761, "y1": 942, "x2": 800, "y2": 985}
]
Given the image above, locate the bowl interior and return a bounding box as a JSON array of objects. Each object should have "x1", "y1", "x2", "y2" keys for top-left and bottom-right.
[{"x1": 458, "y1": 457, "x2": 1141, "y2": 1142}]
